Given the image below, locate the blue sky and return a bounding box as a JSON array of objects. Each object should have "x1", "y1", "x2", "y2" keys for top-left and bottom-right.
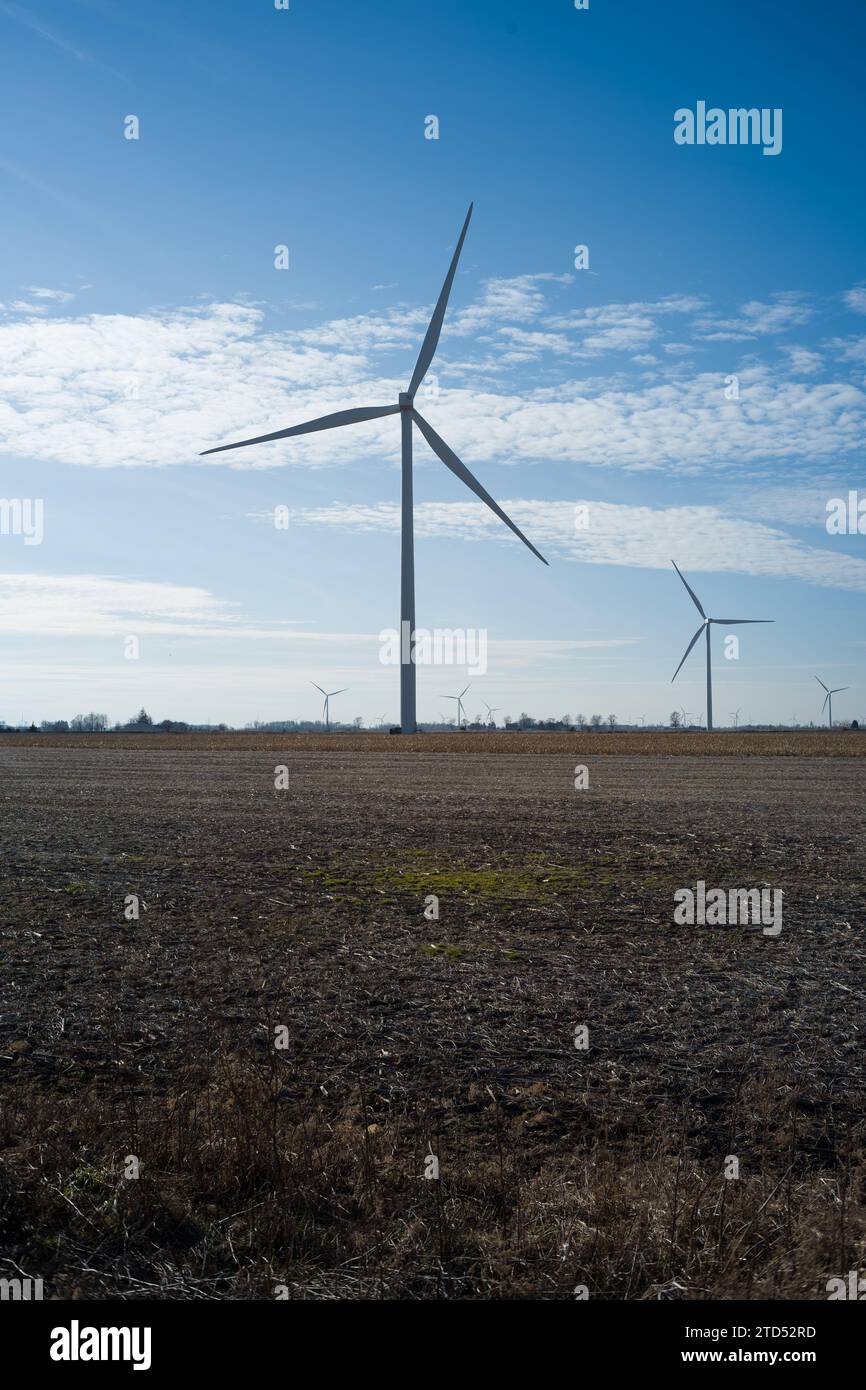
[{"x1": 1, "y1": 0, "x2": 864, "y2": 727}]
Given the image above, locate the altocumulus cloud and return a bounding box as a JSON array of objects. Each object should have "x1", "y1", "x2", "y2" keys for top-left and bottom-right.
[{"x1": 0, "y1": 281, "x2": 864, "y2": 471}]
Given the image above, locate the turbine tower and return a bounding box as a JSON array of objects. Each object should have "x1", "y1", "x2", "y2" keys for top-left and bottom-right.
[
  {"x1": 312, "y1": 682, "x2": 346, "y2": 732},
  {"x1": 445, "y1": 684, "x2": 471, "y2": 729},
  {"x1": 201, "y1": 205, "x2": 547, "y2": 734},
  {"x1": 670, "y1": 561, "x2": 773, "y2": 732},
  {"x1": 815, "y1": 676, "x2": 849, "y2": 729}
]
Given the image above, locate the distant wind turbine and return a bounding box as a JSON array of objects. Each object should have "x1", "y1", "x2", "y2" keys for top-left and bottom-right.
[
  {"x1": 445, "y1": 685, "x2": 471, "y2": 729},
  {"x1": 670, "y1": 561, "x2": 773, "y2": 732},
  {"x1": 201, "y1": 205, "x2": 547, "y2": 734},
  {"x1": 729, "y1": 708, "x2": 741, "y2": 729},
  {"x1": 312, "y1": 682, "x2": 346, "y2": 732},
  {"x1": 815, "y1": 676, "x2": 849, "y2": 729},
  {"x1": 483, "y1": 702, "x2": 501, "y2": 726}
]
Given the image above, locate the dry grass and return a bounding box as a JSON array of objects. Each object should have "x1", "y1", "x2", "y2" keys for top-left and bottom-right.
[
  {"x1": 3, "y1": 730, "x2": 864, "y2": 755},
  {"x1": 2, "y1": 1050, "x2": 861, "y2": 1300}
]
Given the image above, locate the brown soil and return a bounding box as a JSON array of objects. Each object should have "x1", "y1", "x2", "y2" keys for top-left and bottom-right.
[{"x1": 1, "y1": 749, "x2": 863, "y2": 1299}]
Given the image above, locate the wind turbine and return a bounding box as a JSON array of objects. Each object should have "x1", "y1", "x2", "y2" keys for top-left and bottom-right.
[
  {"x1": 445, "y1": 685, "x2": 471, "y2": 729},
  {"x1": 312, "y1": 682, "x2": 346, "y2": 732},
  {"x1": 815, "y1": 676, "x2": 849, "y2": 729},
  {"x1": 729, "y1": 708, "x2": 741, "y2": 729},
  {"x1": 483, "y1": 701, "x2": 501, "y2": 726},
  {"x1": 670, "y1": 561, "x2": 773, "y2": 732},
  {"x1": 201, "y1": 205, "x2": 548, "y2": 734}
]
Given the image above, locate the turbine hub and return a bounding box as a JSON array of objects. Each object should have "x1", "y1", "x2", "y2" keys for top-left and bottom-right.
[{"x1": 398, "y1": 392, "x2": 412, "y2": 411}]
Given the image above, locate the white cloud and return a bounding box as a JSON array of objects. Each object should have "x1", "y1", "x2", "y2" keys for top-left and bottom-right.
[
  {"x1": 450, "y1": 273, "x2": 571, "y2": 334},
  {"x1": 21, "y1": 286, "x2": 76, "y2": 303},
  {"x1": 741, "y1": 483, "x2": 865, "y2": 530},
  {"x1": 0, "y1": 573, "x2": 330, "y2": 640},
  {"x1": 828, "y1": 335, "x2": 866, "y2": 364},
  {"x1": 292, "y1": 498, "x2": 866, "y2": 593},
  {"x1": 780, "y1": 345, "x2": 823, "y2": 375},
  {"x1": 0, "y1": 288, "x2": 862, "y2": 474},
  {"x1": 547, "y1": 295, "x2": 704, "y2": 356},
  {"x1": 0, "y1": 575, "x2": 640, "y2": 683},
  {"x1": 694, "y1": 293, "x2": 813, "y2": 342},
  {"x1": 495, "y1": 326, "x2": 573, "y2": 356},
  {"x1": 0, "y1": 574, "x2": 238, "y2": 637},
  {"x1": 0, "y1": 299, "x2": 50, "y2": 315},
  {"x1": 843, "y1": 284, "x2": 866, "y2": 314}
]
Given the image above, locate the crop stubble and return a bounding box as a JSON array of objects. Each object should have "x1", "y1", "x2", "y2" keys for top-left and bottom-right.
[{"x1": 0, "y1": 746, "x2": 863, "y2": 1298}]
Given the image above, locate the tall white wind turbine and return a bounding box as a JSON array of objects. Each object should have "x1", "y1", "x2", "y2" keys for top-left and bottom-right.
[
  {"x1": 312, "y1": 682, "x2": 346, "y2": 732},
  {"x1": 814, "y1": 675, "x2": 849, "y2": 729},
  {"x1": 201, "y1": 205, "x2": 548, "y2": 734},
  {"x1": 670, "y1": 561, "x2": 773, "y2": 732},
  {"x1": 445, "y1": 684, "x2": 471, "y2": 729}
]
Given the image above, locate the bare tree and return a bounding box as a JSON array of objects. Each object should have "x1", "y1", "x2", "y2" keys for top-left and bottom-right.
[{"x1": 71, "y1": 713, "x2": 109, "y2": 732}]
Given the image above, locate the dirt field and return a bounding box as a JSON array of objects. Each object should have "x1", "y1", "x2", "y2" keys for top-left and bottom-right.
[
  {"x1": 3, "y1": 729, "x2": 864, "y2": 754},
  {"x1": 1, "y1": 745, "x2": 863, "y2": 1299}
]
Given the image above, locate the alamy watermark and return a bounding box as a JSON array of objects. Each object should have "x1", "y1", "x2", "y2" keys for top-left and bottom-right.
[
  {"x1": 1, "y1": 1276, "x2": 43, "y2": 1300},
  {"x1": 50, "y1": 1321, "x2": 152, "y2": 1370},
  {"x1": 380, "y1": 622, "x2": 487, "y2": 676},
  {"x1": 674, "y1": 102, "x2": 782, "y2": 156},
  {"x1": 0, "y1": 497, "x2": 44, "y2": 545},
  {"x1": 826, "y1": 491, "x2": 866, "y2": 535},
  {"x1": 826, "y1": 1270, "x2": 866, "y2": 1299},
  {"x1": 673, "y1": 880, "x2": 782, "y2": 936}
]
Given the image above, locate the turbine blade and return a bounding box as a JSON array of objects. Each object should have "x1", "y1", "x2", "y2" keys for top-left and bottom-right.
[
  {"x1": 311, "y1": 682, "x2": 326, "y2": 695},
  {"x1": 330, "y1": 689, "x2": 348, "y2": 696},
  {"x1": 711, "y1": 618, "x2": 774, "y2": 625},
  {"x1": 461, "y1": 684, "x2": 471, "y2": 697},
  {"x1": 407, "y1": 204, "x2": 473, "y2": 398},
  {"x1": 200, "y1": 404, "x2": 400, "y2": 456},
  {"x1": 671, "y1": 624, "x2": 705, "y2": 683},
  {"x1": 831, "y1": 687, "x2": 850, "y2": 694},
  {"x1": 412, "y1": 411, "x2": 549, "y2": 565},
  {"x1": 671, "y1": 561, "x2": 706, "y2": 618},
  {"x1": 822, "y1": 693, "x2": 829, "y2": 712},
  {"x1": 814, "y1": 676, "x2": 830, "y2": 692}
]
